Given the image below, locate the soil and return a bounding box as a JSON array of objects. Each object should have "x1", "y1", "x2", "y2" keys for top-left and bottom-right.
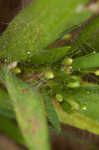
[{"x1": 0, "y1": 0, "x2": 99, "y2": 150}]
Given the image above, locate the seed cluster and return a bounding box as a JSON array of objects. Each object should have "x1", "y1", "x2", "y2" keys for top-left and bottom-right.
[{"x1": 10, "y1": 57, "x2": 87, "y2": 113}]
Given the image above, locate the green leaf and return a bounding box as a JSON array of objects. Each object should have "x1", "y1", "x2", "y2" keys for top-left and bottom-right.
[
  {"x1": 0, "y1": 88, "x2": 12, "y2": 111},
  {"x1": 72, "y1": 53, "x2": 99, "y2": 70},
  {"x1": 0, "y1": 115, "x2": 24, "y2": 145},
  {"x1": 0, "y1": 68, "x2": 5, "y2": 82},
  {"x1": 4, "y1": 68, "x2": 50, "y2": 150},
  {"x1": 80, "y1": 83, "x2": 99, "y2": 90},
  {"x1": 0, "y1": 0, "x2": 92, "y2": 62},
  {"x1": 41, "y1": 87, "x2": 60, "y2": 130},
  {"x1": 31, "y1": 46, "x2": 70, "y2": 65},
  {"x1": 0, "y1": 88, "x2": 15, "y2": 118},
  {"x1": 72, "y1": 15, "x2": 99, "y2": 55}
]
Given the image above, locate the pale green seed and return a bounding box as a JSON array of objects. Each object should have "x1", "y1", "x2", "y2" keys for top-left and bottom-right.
[
  {"x1": 13, "y1": 67, "x2": 21, "y2": 74},
  {"x1": 94, "y1": 70, "x2": 99, "y2": 76},
  {"x1": 56, "y1": 94, "x2": 63, "y2": 102},
  {"x1": 64, "y1": 66, "x2": 72, "y2": 75},
  {"x1": 45, "y1": 71, "x2": 54, "y2": 79},
  {"x1": 80, "y1": 104, "x2": 87, "y2": 111},
  {"x1": 62, "y1": 57, "x2": 73, "y2": 66}
]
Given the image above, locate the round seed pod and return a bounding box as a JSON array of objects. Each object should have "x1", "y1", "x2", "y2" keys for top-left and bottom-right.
[
  {"x1": 44, "y1": 71, "x2": 54, "y2": 79},
  {"x1": 13, "y1": 67, "x2": 21, "y2": 74},
  {"x1": 80, "y1": 104, "x2": 87, "y2": 111},
  {"x1": 94, "y1": 70, "x2": 99, "y2": 76},
  {"x1": 62, "y1": 57, "x2": 73, "y2": 66},
  {"x1": 56, "y1": 93, "x2": 63, "y2": 102},
  {"x1": 63, "y1": 66, "x2": 72, "y2": 75}
]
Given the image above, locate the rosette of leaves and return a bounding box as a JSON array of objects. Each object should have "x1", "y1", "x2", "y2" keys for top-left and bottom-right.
[{"x1": 0, "y1": 0, "x2": 99, "y2": 150}]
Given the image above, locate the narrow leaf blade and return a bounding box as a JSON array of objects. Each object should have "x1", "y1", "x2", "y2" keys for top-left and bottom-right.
[
  {"x1": 0, "y1": 115, "x2": 24, "y2": 145},
  {"x1": 4, "y1": 69, "x2": 50, "y2": 150},
  {"x1": 31, "y1": 46, "x2": 70, "y2": 65},
  {"x1": 0, "y1": 88, "x2": 15, "y2": 118},
  {"x1": 72, "y1": 15, "x2": 99, "y2": 51},
  {"x1": 71, "y1": 15, "x2": 99, "y2": 57},
  {"x1": 41, "y1": 87, "x2": 60, "y2": 130},
  {"x1": 72, "y1": 53, "x2": 99, "y2": 70}
]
